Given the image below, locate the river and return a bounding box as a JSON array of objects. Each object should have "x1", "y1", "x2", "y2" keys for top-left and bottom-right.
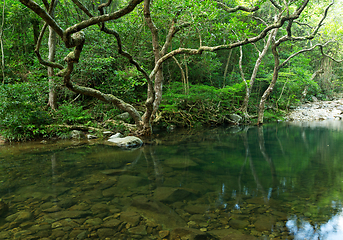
[{"x1": 0, "y1": 122, "x2": 343, "y2": 239}]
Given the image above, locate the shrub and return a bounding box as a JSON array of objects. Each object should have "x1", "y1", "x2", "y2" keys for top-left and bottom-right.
[
  {"x1": 53, "y1": 102, "x2": 93, "y2": 125},
  {"x1": 0, "y1": 82, "x2": 51, "y2": 141}
]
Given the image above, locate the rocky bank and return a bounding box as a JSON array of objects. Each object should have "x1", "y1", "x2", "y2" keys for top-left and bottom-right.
[{"x1": 286, "y1": 98, "x2": 343, "y2": 122}]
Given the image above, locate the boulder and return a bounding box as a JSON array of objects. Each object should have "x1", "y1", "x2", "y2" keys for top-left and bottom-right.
[
  {"x1": 115, "y1": 112, "x2": 131, "y2": 122},
  {"x1": 108, "y1": 134, "x2": 143, "y2": 149},
  {"x1": 228, "y1": 114, "x2": 243, "y2": 124},
  {"x1": 115, "y1": 112, "x2": 143, "y2": 123},
  {"x1": 71, "y1": 130, "x2": 86, "y2": 140}
]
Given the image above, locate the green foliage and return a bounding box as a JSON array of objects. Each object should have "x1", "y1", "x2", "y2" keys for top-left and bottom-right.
[
  {"x1": 263, "y1": 110, "x2": 285, "y2": 123},
  {"x1": 74, "y1": 53, "x2": 146, "y2": 103},
  {"x1": 0, "y1": 82, "x2": 51, "y2": 141},
  {"x1": 272, "y1": 63, "x2": 320, "y2": 109},
  {"x1": 159, "y1": 82, "x2": 246, "y2": 127},
  {"x1": 53, "y1": 102, "x2": 92, "y2": 125}
]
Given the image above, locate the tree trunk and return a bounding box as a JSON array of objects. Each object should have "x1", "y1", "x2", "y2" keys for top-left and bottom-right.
[
  {"x1": 152, "y1": 69, "x2": 163, "y2": 117},
  {"x1": 257, "y1": 44, "x2": 279, "y2": 125},
  {"x1": 0, "y1": 0, "x2": 5, "y2": 83},
  {"x1": 143, "y1": 0, "x2": 161, "y2": 119},
  {"x1": 223, "y1": 49, "x2": 232, "y2": 88},
  {"x1": 32, "y1": 18, "x2": 40, "y2": 46},
  {"x1": 47, "y1": 0, "x2": 58, "y2": 110},
  {"x1": 241, "y1": 30, "x2": 276, "y2": 116}
]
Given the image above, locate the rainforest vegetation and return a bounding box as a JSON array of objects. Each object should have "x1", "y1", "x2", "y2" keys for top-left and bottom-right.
[{"x1": 0, "y1": 0, "x2": 343, "y2": 141}]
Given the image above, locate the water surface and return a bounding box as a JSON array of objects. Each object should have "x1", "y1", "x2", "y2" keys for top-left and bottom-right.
[{"x1": 1, "y1": 122, "x2": 343, "y2": 239}]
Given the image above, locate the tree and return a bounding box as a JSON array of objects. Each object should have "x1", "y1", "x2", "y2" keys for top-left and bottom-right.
[
  {"x1": 257, "y1": 1, "x2": 335, "y2": 125},
  {"x1": 239, "y1": 28, "x2": 277, "y2": 118},
  {"x1": 46, "y1": 0, "x2": 58, "y2": 110},
  {"x1": 19, "y1": 0, "x2": 311, "y2": 135}
]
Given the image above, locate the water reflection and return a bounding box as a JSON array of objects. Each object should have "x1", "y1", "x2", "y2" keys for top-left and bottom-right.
[
  {"x1": 288, "y1": 119, "x2": 343, "y2": 131},
  {"x1": 287, "y1": 209, "x2": 343, "y2": 240}
]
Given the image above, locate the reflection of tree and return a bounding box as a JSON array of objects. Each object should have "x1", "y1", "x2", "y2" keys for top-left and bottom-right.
[
  {"x1": 238, "y1": 126, "x2": 279, "y2": 201},
  {"x1": 241, "y1": 127, "x2": 267, "y2": 199},
  {"x1": 142, "y1": 146, "x2": 163, "y2": 194},
  {"x1": 51, "y1": 153, "x2": 56, "y2": 178},
  {"x1": 258, "y1": 126, "x2": 277, "y2": 194}
]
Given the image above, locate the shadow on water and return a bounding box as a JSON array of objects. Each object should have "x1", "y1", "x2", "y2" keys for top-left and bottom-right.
[{"x1": 0, "y1": 122, "x2": 343, "y2": 239}]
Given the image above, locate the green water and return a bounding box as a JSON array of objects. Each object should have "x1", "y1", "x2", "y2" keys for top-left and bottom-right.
[{"x1": 1, "y1": 122, "x2": 343, "y2": 239}]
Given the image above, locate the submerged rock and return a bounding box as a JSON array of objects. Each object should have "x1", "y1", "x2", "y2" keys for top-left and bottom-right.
[
  {"x1": 107, "y1": 134, "x2": 143, "y2": 149},
  {"x1": 120, "y1": 211, "x2": 141, "y2": 227},
  {"x1": 254, "y1": 215, "x2": 276, "y2": 232},
  {"x1": 44, "y1": 210, "x2": 92, "y2": 221},
  {"x1": 5, "y1": 211, "x2": 33, "y2": 226},
  {"x1": 229, "y1": 219, "x2": 249, "y2": 229},
  {"x1": 170, "y1": 227, "x2": 211, "y2": 240},
  {"x1": 128, "y1": 196, "x2": 187, "y2": 229},
  {"x1": 153, "y1": 187, "x2": 192, "y2": 203}
]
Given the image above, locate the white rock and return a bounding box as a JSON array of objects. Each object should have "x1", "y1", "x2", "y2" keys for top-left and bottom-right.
[
  {"x1": 108, "y1": 135, "x2": 143, "y2": 149},
  {"x1": 109, "y1": 133, "x2": 123, "y2": 139}
]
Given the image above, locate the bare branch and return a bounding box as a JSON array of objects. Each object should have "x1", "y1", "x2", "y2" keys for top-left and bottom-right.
[
  {"x1": 62, "y1": 62, "x2": 143, "y2": 128},
  {"x1": 161, "y1": 21, "x2": 191, "y2": 56},
  {"x1": 269, "y1": 0, "x2": 282, "y2": 10},
  {"x1": 98, "y1": 0, "x2": 112, "y2": 11},
  {"x1": 19, "y1": 0, "x2": 64, "y2": 38},
  {"x1": 42, "y1": 0, "x2": 49, "y2": 9},
  {"x1": 64, "y1": 0, "x2": 143, "y2": 47},
  {"x1": 276, "y1": 0, "x2": 333, "y2": 46},
  {"x1": 101, "y1": 26, "x2": 152, "y2": 87},
  {"x1": 71, "y1": 0, "x2": 94, "y2": 18},
  {"x1": 252, "y1": 16, "x2": 268, "y2": 26},
  {"x1": 172, "y1": 56, "x2": 187, "y2": 93},
  {"x1": 294, "y1": 20, "x2": 312, "y2": 29},
  {"x1": 279, "y1": 41, "x2": 334, "y2": 69},
  {"x1": 319, "y1": 45, "x2": 343, "y2": 63},
  {"x1": 34, "y1": 0, "x2": 64, "y2": 70},
  {"x1": 295, "y1": 0, "x2": 333, "y2": 40}
]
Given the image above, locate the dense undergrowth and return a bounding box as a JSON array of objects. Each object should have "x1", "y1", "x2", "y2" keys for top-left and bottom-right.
[{"x1": 0, "y1": 76, "x2": 330, "y2": 142}]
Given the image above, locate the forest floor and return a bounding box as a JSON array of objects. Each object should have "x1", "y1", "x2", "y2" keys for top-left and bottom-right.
[{"x1": 285, "y1": 98, "x2": 343, "y2": 122}]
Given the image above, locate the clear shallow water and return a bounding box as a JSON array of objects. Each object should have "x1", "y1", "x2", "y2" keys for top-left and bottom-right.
[{"x1": 0, "y1": 123, "x2": 343, "y2": 239}]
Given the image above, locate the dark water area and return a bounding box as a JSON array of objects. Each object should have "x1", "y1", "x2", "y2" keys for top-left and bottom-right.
[{"x1": 1, "y1": 122, "x2": 343, "y2": 239}]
